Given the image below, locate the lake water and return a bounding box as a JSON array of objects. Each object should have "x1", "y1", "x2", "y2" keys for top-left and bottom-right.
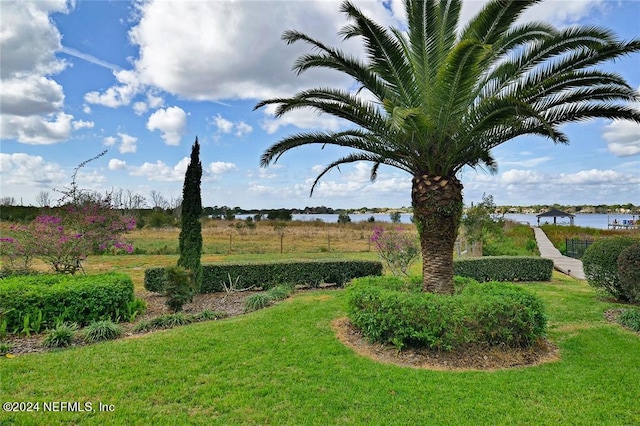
[{"x1": 237, "y1": 213, "x2": 638, "y2": 229}]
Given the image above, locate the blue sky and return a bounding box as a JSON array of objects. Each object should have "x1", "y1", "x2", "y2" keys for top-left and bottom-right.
[{"x1": 1, "y1": 0, "x2": 639, "y2": 209}]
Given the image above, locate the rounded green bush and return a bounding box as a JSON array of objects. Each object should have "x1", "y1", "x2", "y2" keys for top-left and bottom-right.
[
  {"x1": 617, "y1": 243, "x2": 640, "y2": 303},
  {"x1": 582, "y1": 237, "x2": 636, "y2": 301},
  {"x1": 346, "y1": 276, "x2": 547, "y2": 351}
]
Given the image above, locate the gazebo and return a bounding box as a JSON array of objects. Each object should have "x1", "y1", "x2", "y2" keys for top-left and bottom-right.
[{"x1": 536, "y1": 208, "x2": 575, "y2": 226}]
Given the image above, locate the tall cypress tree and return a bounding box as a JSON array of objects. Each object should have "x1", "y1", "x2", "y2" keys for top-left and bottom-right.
[{"x1": 177, "y1": 137, "x2": 203, "y2": 290}]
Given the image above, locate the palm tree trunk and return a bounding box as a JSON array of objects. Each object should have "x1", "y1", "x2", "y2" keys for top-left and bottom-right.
[{"x1": 411, "y1": 174, "x2": 463, "y2": 294}]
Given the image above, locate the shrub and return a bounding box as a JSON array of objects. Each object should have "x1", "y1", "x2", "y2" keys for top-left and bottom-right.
[
  {"x1": 122, "y1": 298, "x2": 147, "y2": 322},
  {"x1": 83, "y1": 320, "x2": 123, "y2": 343},
  {"x1": 244, "y1": 294, "x2": 272, "y2": 312},
  {"x1": 145, "y1": 260, "x2": 383, "y2": 294},
  {"x1": 583, "y1": 237, "x2": 636, "y2": 301},
  {"x1": 144, "y1": 267, "x2": 167, "y2": 293},
  {"x1": 461, "y1": 282, "x2": 547, "y2": 347},
  {"x1": 617, "y1": 243, "x2": 640, "y2": 303},
  {"x1": 370, "y1": 227, "x2": 420, "y2": 276},
  {"x1": 617, "y1": 309, "x2": 640, "y2": 333},
  {"x1": 453, "y1": 257, "x2": 553, "y2": 282},
  {"x1": 132, "y1": 319, "x2": 154, "y2": 333},
  {"x1": 346, "y1": 276, "x2": 547, "y2": 350},
  {"x1": 192, "y1": 310, "x2": 227, "y2": 322},
  {"x1": 164, "y1": 266, "x2": 196, "y2": 312},
  {"x1": 0, "y1": 342, "x2": 14, "y2": 355},
  {"x1": 154, "y1": 313, "x2": 193, "y2": 328},
  {"x1": 267, "y1": 285, "x2": 293, "y2": 301},
  {"x1": 42, "y1": 323, "x2": 77, "y2": 348},
  {"x1": 0, "y1": 273, "x2": 134, "y2": 331}
]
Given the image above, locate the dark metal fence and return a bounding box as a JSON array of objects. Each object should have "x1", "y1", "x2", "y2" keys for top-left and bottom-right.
[{"x1": 565, "y1": 239, "x2": 594, "y2": 259}]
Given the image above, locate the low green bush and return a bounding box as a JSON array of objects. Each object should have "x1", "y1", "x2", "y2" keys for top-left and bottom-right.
[
  {"x1": 583, "y1": 236, "x2": 636, "y2": 301},
  {"x1": 617, "y1": 243, "x2": 640, "y2": 303},
  {"x1": 617, "y1": 309, "x2": 640, "y2": 333},
  {"x1": 144, "y1": 260, "x2": 383, "y2": 294},
  {"x1": 346, "y1": 276, "x2": 547, "y2": 351},
  {"x1": 0, "y1": 273, "x2": 134, "y2": 331},
  {"x1": 266, "y1": 285, "x2": 294, "y2": 301},
  {"x1": 83, "y1": 320, "x2": 123, "y2": 343},
  {"x1": 453, "y1": 257, "x2": 553, "y2": 282},
  {"x1": 0, "y1": 342, "x2": 13, "y2": 355},
  {"x1": 133, "y1": 313, "x2": 193, "y2": 333},
  {"x1": 191, "y1": 310, "x2": 227, "y2": 322},
  {"x1": 42, "y1": 323, "x2": 77, "y2": 348},
  {"x1": 244, "y1": 294, "x2": 272, "y2": 312}
]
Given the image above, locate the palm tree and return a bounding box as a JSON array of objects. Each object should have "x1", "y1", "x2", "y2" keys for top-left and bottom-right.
[{"x1": 255, "y1": 0, "x2": 640, "y2": 294}]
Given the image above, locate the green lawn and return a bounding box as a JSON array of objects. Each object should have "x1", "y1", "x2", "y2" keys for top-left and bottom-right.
[{"x1": 2, "y1": 274, "x2": 639, "y2": 425}]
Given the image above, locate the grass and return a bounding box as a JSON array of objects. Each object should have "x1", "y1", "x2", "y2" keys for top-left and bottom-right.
[{"x1": 2, "y1": 274, "x2": 639, "y2": 425}]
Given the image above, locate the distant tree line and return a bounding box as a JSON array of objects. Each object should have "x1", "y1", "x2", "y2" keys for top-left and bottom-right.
[{"x1": 2, "y1": 194, "x2": 638, "y2": 224}]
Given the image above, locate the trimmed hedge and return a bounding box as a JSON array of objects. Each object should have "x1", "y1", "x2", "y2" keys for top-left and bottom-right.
[
  {"x1": 583, "y1": 236, "x2": 637, "y2": 301},
  {"x1": 617, "y1": 243, "x2": 640, "y2": 303},
  {"x1": 145, "y1": 260, "x2": 383, "y2": 294},
  {"x1": 453, "y1": 256, "x2": 553, "y2": 282},
  {"x1": 346, "y1": 276, "x2": 547, "y2": 350},
  {"x1": 0, "y1": 273, "x2": 134, "y2": 331}
]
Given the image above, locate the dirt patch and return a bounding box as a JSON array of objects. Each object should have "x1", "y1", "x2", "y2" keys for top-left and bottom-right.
[{"x1": 333, "y1": 317, "x2": 560, "y2": 371}]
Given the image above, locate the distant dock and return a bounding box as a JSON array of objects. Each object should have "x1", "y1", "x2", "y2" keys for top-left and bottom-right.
[{"x1": 607, "y1": 219, "x2": 638, "y2": 230}]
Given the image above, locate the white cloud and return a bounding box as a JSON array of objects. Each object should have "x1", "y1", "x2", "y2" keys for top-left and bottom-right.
[
  {"x1": 208, "y1": 161, "x2": 237, "y2": 174},
  {"x1": 84, "y1": 69, "x2": 143, "y2": 108},
  {"x1": 130, "y1": 157, "x2": 189, "y2": 182},
  {"x1": 463, "y1": 167, "x2": 640, "y2": 206},
  {"x1": 213, "y1": 114, "x2": 233, "y2": 134},
  {"x1": 72, "y1": 120, "x2": 94, "y2": 130},
  {"x1": 118, "y1": 132, "x2": 138, "y2": 154},
  {"x1": 0, "y1": 75, "x2": 65, "y2": 116},
  {"x1": 603, "y1": 120, "x2": 640, "y2": 157},
  {"x1": 235, "y1": 121, "x2": 253, "y2": 137},
  {"x1": 0, "y1": 1, "x2": 69, "y2": 79},
  {"x1": 133, "y1": 102, "x2": 148, "y2": 115},
  {"x1": 501, "y1": 156, "x2": 553, "y2": 168},
  {"x1": 103, "y1": 136, "x2": 117, "y2": 147},
  {"x1": 260, "y1": 104, "x2": 346, "y2": 134},
  {"x1": 0, "y1": 112, "x2": 73, "y2": 144},
  {"x1": 108, "y1": 159, "x2": 127, "y2": 170},
  {"x1": 98, "y1": 0, "x2": 396, "y2": 105},
  {"x1": 560, "y1": 169, "x2": 628, "y2": 185},
  {"x1": 0, "y1": 1, "x2": 75, "y2": 144},
  {"x1": 132, "y1": 93, "x2": 165, "y2": 115},
  {"x1": 212, "y1": 114, "x2": 253, "y2": 138},
  {"x1": 501, "y1": 169, "x2": 547, "y2": 185},
  {"x1": 146, "y1": 106, "x2": 187, "y2": 145},
  {"x1": 0, "y1": 153, "x2": 66, "y2": 187}
]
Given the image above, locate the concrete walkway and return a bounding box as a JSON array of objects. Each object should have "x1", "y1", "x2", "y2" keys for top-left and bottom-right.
[{"x1": 532, "y1": 227, "x2": 585, "y2": 280}]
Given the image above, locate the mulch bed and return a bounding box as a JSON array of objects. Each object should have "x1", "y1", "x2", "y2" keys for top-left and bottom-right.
[{"x1": 333, "y1": 317, "x2": 560, "y2": 371}]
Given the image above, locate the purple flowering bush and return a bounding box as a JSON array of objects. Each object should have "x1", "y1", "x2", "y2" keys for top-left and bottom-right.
[
  {"x1": 370, "y1": 227, "x2": 420, "y2": 276},
  {"x1": 1, "y1": 200, "x2": 135, "y2": 275}
]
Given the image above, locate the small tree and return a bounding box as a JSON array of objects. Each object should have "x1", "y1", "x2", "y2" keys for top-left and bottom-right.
[
  {"x1": 337, "y1": 213, "x2": 352, "y2": 223},
  {"x1": 164, "y1": 266, "x2": 196, "y2": 312},
  {"x1": 177, "y1": 138, "x2": 204, "y2": 291},
  {"x1": 462, "y1": 193, "x2": 501, "y2": 245}
]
